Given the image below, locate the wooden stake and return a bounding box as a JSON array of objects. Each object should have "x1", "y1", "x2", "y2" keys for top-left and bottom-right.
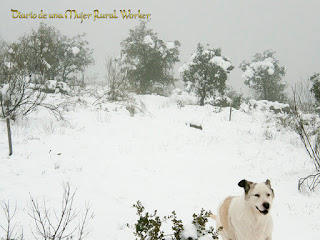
[
  {"x1": 6, "y1": 117, "x2": 13, "y2": 156},
  {"x1": 229, "y1": 106, "x2": 232, "y2": 121}
]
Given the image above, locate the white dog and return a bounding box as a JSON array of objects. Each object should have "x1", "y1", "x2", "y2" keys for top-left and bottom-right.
[{"x1": 211, "y1": 179, "x2": 275, "y2": 240}]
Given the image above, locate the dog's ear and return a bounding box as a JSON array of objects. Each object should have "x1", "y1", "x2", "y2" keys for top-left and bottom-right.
[
  {"x1": 238, "y1": 179, "x2": 253, "y2": 194},
  {"x1": 265, "y1": 179, "x2": 275, "y2": 197},
  {"x1": 265, "y1": 179, "x2": 271, "y2": 187}
]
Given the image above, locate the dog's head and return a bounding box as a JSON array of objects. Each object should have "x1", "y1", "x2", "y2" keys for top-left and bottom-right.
[{"x1": 238, "y1": 179, "x2": 275, "y2": 216}]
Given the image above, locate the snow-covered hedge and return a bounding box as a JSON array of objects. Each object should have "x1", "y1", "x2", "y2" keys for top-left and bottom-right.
[{"x1": 240, "y1": 99, "x2": 291, "y2": 114}]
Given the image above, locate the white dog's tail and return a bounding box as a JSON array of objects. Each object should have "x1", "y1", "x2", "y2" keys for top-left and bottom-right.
[{"x1": 210, "y1": 214, "x2": 217, "y2": 221}]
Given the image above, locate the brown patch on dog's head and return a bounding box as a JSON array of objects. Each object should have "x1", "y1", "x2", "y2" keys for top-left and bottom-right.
[
  {"x1": 265, "y1": 179, "x2": 271, "y2": 187},
  {"x1": 238, "y1": 179, "x2": 255, "y2": 197}
]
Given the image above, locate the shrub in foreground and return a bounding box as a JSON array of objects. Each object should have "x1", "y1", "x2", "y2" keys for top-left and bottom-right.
[{"x1": 129, "y1": 201, "x2": 220, "y2": 240}]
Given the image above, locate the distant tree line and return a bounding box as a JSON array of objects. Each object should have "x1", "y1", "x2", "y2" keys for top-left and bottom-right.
[
  {"x1": 117, "y1": 21, "x2": 289, "y2": 105},
  {"x1": 2, "y1": 20, "x2": 320, "y2": 109}
]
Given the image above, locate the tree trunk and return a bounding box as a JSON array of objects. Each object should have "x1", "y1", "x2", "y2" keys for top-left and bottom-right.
[
  {"x1": 200, "y1": 87, "x2": 206, "y2": 106},
  {"x1": 6, "y1": 118, "x2": 13, "y2": 156},
  {"x1": 200, "y1": 95, "x2": 205, "y2": 106},
  {"x1": 262, "y1": 76, "x2": 268, "y2": 100}
]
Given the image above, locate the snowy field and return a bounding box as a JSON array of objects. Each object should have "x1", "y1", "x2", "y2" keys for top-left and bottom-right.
[{"x1": 0, "y1": 93, "x2": 319, "y2": 239}]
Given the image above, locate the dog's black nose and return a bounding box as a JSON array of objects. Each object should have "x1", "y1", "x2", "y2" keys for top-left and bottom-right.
[{"x1": 263, "y1": 202, "x2": 270, "y2": 209}]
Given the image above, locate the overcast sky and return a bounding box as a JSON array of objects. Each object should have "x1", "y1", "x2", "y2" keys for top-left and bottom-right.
[{"x1": 1, "y1": 0, "x2": 319, "y2": 96}]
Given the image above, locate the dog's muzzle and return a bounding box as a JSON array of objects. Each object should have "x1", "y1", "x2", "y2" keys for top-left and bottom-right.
[{"x1": 256, "y1": 206, "x2": 269, "y2": 215}]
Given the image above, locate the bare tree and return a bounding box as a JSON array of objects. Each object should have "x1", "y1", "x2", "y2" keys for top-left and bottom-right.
[
  {"x1": 93, "y1": 57, "x2": 128, "y2": 105},
  {"x1": 0, "y1": 74, "x2": 46, "y2": 120},
  {"x1": 28, "y1": 183, "x2": 94, "y2": 240},
  {"x1": 292, "y1": 77, "x2": 316, "y2": 113},
  {"x1": 0, "y1": 44, "x2": 62, "y2": 121},
  {"x1": 0, "y1": 201, "x2": 24, "y2": 240},
  {"x1": 105, "y1": 57, "x2": 127, "y2": 101},
  {"x1": 0, "y1": 68, "x2": 62, "y2": 156},
  {"x1": 292, "y1": 87, "x2": 320, "y2": 191},
  {"x1": 1, "y1": 46, "x2": 63, "y2": 155},
  {"x1": 77, "y1": 202, "x2": 94, "y2": 240},
  {"x1": 106, "y1": 58, "x2": 127, "y2": 101}
]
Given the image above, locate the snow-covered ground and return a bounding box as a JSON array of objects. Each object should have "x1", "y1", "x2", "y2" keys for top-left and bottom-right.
[{"x1": 0, "y1": 93, "x2": 319, "y2": 239}]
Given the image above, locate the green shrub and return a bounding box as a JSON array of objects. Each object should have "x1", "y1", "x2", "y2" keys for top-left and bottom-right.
[{"x1": 129, "y1": 201, "x2": 220, "y2": 240}]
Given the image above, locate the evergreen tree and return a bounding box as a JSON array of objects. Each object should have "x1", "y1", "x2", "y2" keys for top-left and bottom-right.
[
  {"x1": 9, "y1": 23, "x2": 94, "y2": 83},
  {"x1": 310, "y1": 72, "x2": 320, "y2": 104},
  {"x1": 179, "y1": 43, "x2": 233, "y2": 106},
  {"x1": 240, "y1": 50, "x2": 286, "y2": 102},
  {"x1": 120, "y1": 21, "x2": 180, "y2": 94}
]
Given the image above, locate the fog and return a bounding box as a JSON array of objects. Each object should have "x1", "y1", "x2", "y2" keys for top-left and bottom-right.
[{"x1": 1, "y1": 0, "x2": 319, "y2": 96}]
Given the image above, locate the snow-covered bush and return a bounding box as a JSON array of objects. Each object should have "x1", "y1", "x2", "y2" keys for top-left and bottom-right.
[
  {"x1": 170, "y1": 88, "x2": 198, "y2": 106},
  {"x1": 43, "y1": 80, "x2": 71, "y2": 94},
  {"x1": 240, "y1": 99, "x2": 290, "y2": 114},
  {"x1": 149, "y1": 82, "x2": 174, "y2": 97},
  {"x1": 240, "y1": 50, "x2": 286, "y2": 102},
  {"x1": 225, "y1": 87, "x2": 243, "y2": 109},
  {"x1": 130, "y1": 201, "x2": 219, "y2": 240},
  {"x1": 123, "y1": 95, "x2": 146, "y2": 117},
  {"x1": 45, "y1": 79, "x2": 58, "y2": 93},
  {"x1": 211, "y1": 95, "x2": 232, "y2": 108},
  {"x1": 93, "y1": 93, "x2": 146, "y2": 117},
  {"x1": 179, "y1": 43, "x2": 234, "y2": 106},
  {"x1": 263, "y1": 127, "x2": 275, "y2": 140},
  {"x1": 104, "y1": 57, "x2": 129, "y2": 101},
  {"x1": 57, "y1": 81, "x2": 71, "y2": 94}
]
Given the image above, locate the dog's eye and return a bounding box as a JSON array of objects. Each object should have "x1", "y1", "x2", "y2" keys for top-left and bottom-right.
[
  {"x1": 255, "y1": 194, "x2": 260, "y2": 198},
  {"x1": 267, "y1": 193, "x2": 271, "y2": 197}
]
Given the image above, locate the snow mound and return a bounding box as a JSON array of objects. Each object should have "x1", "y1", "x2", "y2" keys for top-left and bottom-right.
[{"x1": 181, "y1": 223, "x2": 198, "y2": 239}]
